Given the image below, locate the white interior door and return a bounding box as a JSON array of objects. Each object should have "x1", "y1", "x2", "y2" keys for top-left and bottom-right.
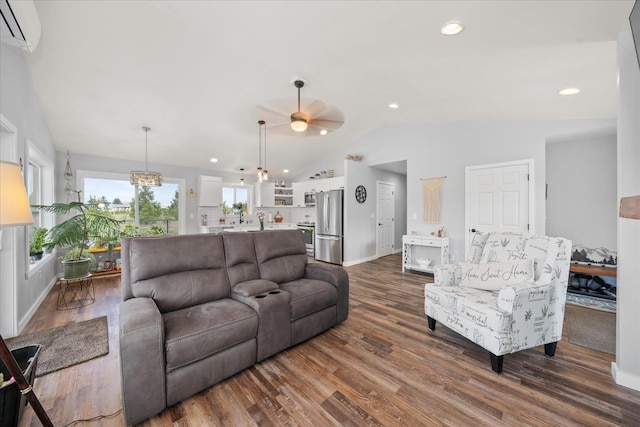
[
  {"x1": 465, "y1": 160, "x2": 533, "y2": 254},
  {"x1": 377, "y1": 181, "x2": 394, "y2": 257},
  {"x1": 1, "y1": 114, "x2": 19, "y2": 337}
]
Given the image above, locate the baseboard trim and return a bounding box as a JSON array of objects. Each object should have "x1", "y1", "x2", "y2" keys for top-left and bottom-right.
[
  {"x1": 343, "y1": 255, "x2": 379, "y2": 267},
  {"x1": 611, "y1": 362, "x2": 640, "y2": 392},
  {"x1": 18, "y1": 275, "x2": 57, "y2": 333}
]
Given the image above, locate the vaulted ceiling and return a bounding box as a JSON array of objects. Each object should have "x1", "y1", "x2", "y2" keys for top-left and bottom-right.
[{"x1": 20, "y1": 1, "x2": 635, "y2": 178}]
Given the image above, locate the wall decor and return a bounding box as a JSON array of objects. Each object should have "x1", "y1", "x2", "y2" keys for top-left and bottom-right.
[{"x1": 355, "y1": 185, "x2": 367, "y2": 203}]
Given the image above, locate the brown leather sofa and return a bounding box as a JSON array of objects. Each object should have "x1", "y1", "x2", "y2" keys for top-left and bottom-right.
[{"x1": 118, "y1": 229, "x2": 349, "y2": 425}]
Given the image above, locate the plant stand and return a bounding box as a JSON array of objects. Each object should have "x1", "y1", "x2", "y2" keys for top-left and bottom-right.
[{"x1": 56, "y1": 274, "x2": 95, "y2": 310}]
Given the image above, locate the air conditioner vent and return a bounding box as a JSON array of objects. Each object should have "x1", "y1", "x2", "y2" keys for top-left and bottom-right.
[{"x1": 0, "y1": 0, "x2": 41, "y2": 52}]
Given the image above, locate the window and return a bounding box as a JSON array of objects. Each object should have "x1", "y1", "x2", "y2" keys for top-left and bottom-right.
[
  {"x1": 26, "y1": 142, "x2": 54, "y2": 275},
  {"x1": 222, "y1": 184, "x2": 250, "y2": 214},
  {"x1": 77, "y1": 171, "x2": 186, "y2": 237}
]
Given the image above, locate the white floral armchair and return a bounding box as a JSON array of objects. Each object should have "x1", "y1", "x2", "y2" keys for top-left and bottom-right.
[{"x1": 424, "y1": 232, "x2": 571, "y2": 373}]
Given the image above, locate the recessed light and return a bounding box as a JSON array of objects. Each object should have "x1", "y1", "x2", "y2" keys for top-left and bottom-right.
[
  {"x1": 283, "y1": 169, "x2": 289, "y2": 174},
  {"x1": 389, "y1": 103, "x2": 399, "y2": 109},
  {"x1": 441, "y1": 21, "x2": 464, "y2": 36},
  {"x1": 558, "y1": 87, "x2": 581, "y2": 96},
  {"x1": 320, "y1": 129, "x2": 328, "y2": 135},
  {"x1": 210, "y1": 157, "x2": 218, "y2": 163}
]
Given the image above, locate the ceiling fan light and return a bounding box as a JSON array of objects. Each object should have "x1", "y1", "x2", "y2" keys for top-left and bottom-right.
[{"x1": 291, "y1": 119, "x2": 308, "y2": 132}]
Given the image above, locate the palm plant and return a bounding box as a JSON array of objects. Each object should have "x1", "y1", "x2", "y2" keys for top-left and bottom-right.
[{"x1": 32, "y1": 191, "x2": 121, "y2": 277}]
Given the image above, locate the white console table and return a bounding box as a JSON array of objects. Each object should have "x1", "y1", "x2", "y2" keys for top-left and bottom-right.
[{"x1": 402, "y1": 235, "x2": 449, "y2": 274}]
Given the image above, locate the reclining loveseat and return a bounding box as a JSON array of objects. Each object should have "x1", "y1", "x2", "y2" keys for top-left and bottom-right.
[{"x1": 118, "y1": 229, "x2": 349, "y2": 424}]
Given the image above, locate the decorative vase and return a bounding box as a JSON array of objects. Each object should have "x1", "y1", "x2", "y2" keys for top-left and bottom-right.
[
  {"x1": 274, "y1": 211, "x2": 283, "y2": 223},
  {"x1": 259, "y1": 219, "x2": 264, "y2": 231},
  {"x1": 62, "y1": 258, "x2": 91, "y2": 279}
]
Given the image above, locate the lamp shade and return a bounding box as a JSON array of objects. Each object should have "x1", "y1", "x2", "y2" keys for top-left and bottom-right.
[{"x1": 0, "y1": 161, "x2": 34, "y2": 227}]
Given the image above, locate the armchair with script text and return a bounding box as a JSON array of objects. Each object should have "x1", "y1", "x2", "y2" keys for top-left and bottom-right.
[{"x1": 424, "y1": 232, "x2": 571, "y2": 373}]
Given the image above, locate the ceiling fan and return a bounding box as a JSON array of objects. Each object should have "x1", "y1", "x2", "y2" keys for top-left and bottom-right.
[{"x1": 257, "y1": 79, "x2": 344, "y2": 136}]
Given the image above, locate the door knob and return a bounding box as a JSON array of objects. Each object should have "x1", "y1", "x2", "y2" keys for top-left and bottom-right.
[{"x1": 470, "y1": 228, "x2": 478, "y2": 233}]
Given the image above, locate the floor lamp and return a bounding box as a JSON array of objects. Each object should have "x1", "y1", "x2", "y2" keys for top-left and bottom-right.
[{"x1": 0, "y1": 161, "x2": 53, "y2": 426}]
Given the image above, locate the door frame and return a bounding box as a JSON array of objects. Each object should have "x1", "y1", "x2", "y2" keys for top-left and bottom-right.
[
  {"x1": 376, "y1": 180, "x2": 395, "y2": 258},
  {"x1": 464, "y1": 158, "x2": 535, "y2": 254}
]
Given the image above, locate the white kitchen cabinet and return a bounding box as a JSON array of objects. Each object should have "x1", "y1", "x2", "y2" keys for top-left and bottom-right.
[
  {"x1": 254, "y1": 182, "x2": 275, "y2": 207},
  {"x1": 325, "y1": 176, "x2": 344, "y2": 191},
  {"x1": 198, "y1": 175, "x2": 222, "y2": 206},
  {"x1": 292, "y1": 182, "x2": 307, "y2": 207}
]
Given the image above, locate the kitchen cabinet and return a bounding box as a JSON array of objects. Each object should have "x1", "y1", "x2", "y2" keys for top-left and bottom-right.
[
  {"x1": 254, "y1": 182, "x2": 275, "y2": 207},
  {"x1": 198, "y1": 175, "x2": 222, "y2": 206},
  {"x1": 298, "y1": 176, "x2": 344, "y2": 195},
  {"x1": 274, "y1": 185, "x2": 293, "y2": 206},
  {"x1": 292, "y1": 182, "x2": 307, "y2": 207}
]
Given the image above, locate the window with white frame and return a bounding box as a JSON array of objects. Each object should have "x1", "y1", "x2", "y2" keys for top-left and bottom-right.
[
  {"x1": 27, "y1": 142, "x2": 54, "y2": 273},
  {"x1": 76, "y1": 170, "x2": 186, "y2": 236},
  {"x1": 222, "y1": 184, "x2": 251, "y2": 214}
]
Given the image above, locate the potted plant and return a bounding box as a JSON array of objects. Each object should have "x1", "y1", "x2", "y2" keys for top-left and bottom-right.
[
  {"x1": 33, "y1": 191, "x2": 121, "y2": 279},
  {"x1": 29, "y1": 227, "x2": 48, "y2": 260}
]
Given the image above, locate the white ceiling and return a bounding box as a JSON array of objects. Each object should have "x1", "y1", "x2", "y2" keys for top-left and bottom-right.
[{"x1": 20, "y1": 0, "x2": 634, "y2": 179}]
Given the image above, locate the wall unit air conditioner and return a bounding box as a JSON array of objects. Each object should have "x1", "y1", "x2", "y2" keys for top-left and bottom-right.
[{"x1": 0, "y1": 0, "x2": 41, "y2": 52}]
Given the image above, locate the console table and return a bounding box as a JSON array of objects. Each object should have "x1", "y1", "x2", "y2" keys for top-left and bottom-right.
[{"x1": 402, "y1": 235, "x2": 449, "y2": 274}]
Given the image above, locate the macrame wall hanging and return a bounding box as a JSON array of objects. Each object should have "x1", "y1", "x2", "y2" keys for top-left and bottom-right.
[
  {"x1": 422, "y1": 176, "x2": 446, "y2": 224},
  {"x1": 64, "y1": 151, "x2": 73, "y2": 201}
]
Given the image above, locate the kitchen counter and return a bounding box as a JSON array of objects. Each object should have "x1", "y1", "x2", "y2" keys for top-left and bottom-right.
[{"x1": 199, "y1": 223, "x2": 298, "y2": 233}]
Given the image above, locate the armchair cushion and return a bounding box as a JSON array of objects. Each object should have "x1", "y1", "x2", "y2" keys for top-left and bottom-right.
[
  {"x1": 459, "y1": 260, "x2": 534, "y2": 290},
  {"x1": 478, "y1": 233, "x2": 560, "y2": 284},
  {"x1": 433, "y1": 264, "x2": 462, "y2": 286}
]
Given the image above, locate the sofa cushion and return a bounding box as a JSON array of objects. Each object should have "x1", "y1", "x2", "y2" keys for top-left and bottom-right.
[
  {"x1": 279, "y1": 278, "x2": 338, "y2": 321},
  {"x1": 424, "y1": 285, "x2": 512, "y2": 332},
  {"x1": 478, "y1": 233, "x2": 560, "y2": 284},
  {"x1": 222, "y1": 233, "x2": 261, "y2": 286},
  {"x1": 459, "y1": 260, "x2": 534, "y2": 290},
  {"x1": 163, "y1": 299, "x2": 258, "y2": 372},
  {"x1": 254, "y1": 230, "x2": 308, "y2": 284},
  {"x1": 129, "y1": 234, "x2": 230, "y2": 313}
]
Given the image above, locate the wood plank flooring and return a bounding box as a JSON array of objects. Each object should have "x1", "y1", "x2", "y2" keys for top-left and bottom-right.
[{"x1": 16, "y1": 253, "x2": 640, "y2": 426}]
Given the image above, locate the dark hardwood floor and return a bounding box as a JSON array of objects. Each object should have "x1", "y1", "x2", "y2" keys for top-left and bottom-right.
[{"x1": 16, "y1": 253, "x2": 640, "y2": 426}]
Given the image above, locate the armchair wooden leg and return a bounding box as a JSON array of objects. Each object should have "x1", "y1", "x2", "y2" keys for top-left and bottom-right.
[
  {"x1": 427, "y1": 316, "x2": 436, "y2": 331},
  {"x1": 544, "y1": 341, "x2": 558, "y2": 357},
  {"x1": 490, "y1": 353, "x2": 503, "y2": 373}
]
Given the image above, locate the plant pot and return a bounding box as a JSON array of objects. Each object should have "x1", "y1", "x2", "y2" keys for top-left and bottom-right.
[{"x1": 62, "y1": 258, "x2": 91, "y2": 279}]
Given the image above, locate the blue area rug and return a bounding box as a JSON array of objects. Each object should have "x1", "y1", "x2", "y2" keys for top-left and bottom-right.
[{"x1": 566, "y1": 293, "x2": 616, "y2": 313}]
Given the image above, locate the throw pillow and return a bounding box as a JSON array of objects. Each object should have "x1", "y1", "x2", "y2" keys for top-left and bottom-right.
[{"x1": 459, "y1": 260, "x2": 534, "y2": 291}]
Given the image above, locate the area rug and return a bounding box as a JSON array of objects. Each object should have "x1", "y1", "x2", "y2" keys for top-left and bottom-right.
[
  {"x1": 564, "y1": 304, "x2": 615, "y2": 355},
  {"x1": 566, "y1": 293, "x2": 616, "y2": 313},
  {"x1": 6, "y1": 316, "x2": 109, "y2": 377}
]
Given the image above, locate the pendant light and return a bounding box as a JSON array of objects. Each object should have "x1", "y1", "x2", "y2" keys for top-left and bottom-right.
[
  {"x1": 130, "y1": 126, "x2": 162, "y2": 187},
  {"x1": 290, "y1": 80, "x2": 309, "y2": 132},
  {"x1": 257, "y1": 120, "x2": 265, "y2": 182},
  {"x1": 240, "y1": 168, "x2": 245, "y2": 186},
  {"x1": 262, "y1": 121, "x2": 268, "y2": 182}
]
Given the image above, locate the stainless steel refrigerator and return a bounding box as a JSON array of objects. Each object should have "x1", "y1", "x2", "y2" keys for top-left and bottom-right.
[{"x1": 315, "y1": 189, "x2": 343, "y2": 265}]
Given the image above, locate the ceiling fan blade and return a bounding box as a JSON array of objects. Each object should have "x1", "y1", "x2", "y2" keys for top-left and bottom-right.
[
  {"x1": 314, "y1": 105, "x2": 345, "y2": 122},
  {"x1": 302, "y1": 99, "x2": 327, "y2": 117},
  {"x1": 308, "y1": 119, "x2": 344, "y2": 131},
  {"x1": 256, "y1": 104, "x2": 289, "y2": 120}
]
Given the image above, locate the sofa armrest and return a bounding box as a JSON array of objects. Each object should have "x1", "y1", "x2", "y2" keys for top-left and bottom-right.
[
  {"x1": 119, "y1": 297, "x2": 166, "y2": 425},
  {"x1": 305, "y1": 263, "x2": 349, "y2": 323},
  {"x1": 433, "y1": 264, "x2": 462, "y2": 286},
  {"x1": 497, "y1": 283, "x2": 555, "y2": 350}
]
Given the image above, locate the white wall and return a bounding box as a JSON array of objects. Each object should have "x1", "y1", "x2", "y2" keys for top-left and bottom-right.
[
  {"x1": 612, "y1": 32, "x2": 640, "y2": 392},
  {"x1": 313, "y1": 119, "x2": 616, "y2": 263},
  {"x1": 343, "y1": 160, "x2": 407, "y2": 264},
  {"x1": 1, "y1": 43, "x2": 58, "y2": 334},
  {"x1": 546, "y1": 135, "x2": 617, "y2": 250}
]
